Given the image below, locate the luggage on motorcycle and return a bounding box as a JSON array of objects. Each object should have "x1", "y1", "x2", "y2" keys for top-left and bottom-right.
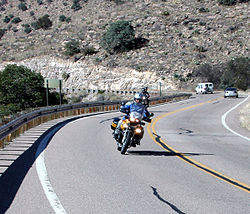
[{"x1": 111, "y1": 117, "x2": 120, "y2": 130}]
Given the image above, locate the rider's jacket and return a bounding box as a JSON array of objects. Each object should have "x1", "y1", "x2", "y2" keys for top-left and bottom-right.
[
  {"x1": 120, "y1": 101, "x2": 148, "y2": 119},
  {"x1": 142, "y1": 91, "x2": 150, "y2": 99}
]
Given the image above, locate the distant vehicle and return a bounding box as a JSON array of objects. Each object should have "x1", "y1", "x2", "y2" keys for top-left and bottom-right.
[
  {"x1": 224, "y1": 87, "x2": 238, "y2": 98},
  {"x1": 195, "y1": 82, "x2": 214, "y2": 94}
]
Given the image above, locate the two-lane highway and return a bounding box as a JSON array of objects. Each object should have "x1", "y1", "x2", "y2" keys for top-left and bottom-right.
[{"x1": 3, "y1": 92, "x2": 250, "y2": 214}]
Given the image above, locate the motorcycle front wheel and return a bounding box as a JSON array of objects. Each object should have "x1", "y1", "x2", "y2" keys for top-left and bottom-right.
[{"x1": 121, "y1": 130, "x2": 132, "y2": 155}]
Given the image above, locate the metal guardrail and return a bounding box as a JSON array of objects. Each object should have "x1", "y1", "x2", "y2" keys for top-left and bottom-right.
[{"x1": 0, "y1": 93, "x2": 191, "y2": 148}]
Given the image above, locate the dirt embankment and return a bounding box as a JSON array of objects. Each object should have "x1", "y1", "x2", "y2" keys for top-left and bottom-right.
[{"x1": 239, "y1": 100, "x2": 250, "y2": 131}]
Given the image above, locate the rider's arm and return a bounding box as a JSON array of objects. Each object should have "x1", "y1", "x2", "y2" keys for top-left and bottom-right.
[{"x1": 120, "y1": 104, "x2": 130, "y2": 114}]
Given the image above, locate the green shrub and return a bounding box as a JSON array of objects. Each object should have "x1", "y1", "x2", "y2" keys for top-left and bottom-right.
[
  {"x1": 12, "y1": 27, "x2": 18, "y2": 32},
  {"x1": 11, "y1": 17, "x2": 22, "y2": 24},
  {"x1": 32, "y1": 14, "x2": 52, "y2": 30},
  {"x1": 59, "y1": 15, "x2": 71, "y2": 23},
  {"x1": 220, "y1": 57, "x2": 250, "y2": 90},
  {"x1": 64, "y1": 39, "x2": 81, "y2": 56},
  {"x1": 3, "y1": 16, "x2": 11, "y2": 23},
  {"x1": 199, "y1": 7, "x2": 209, "y2": 12},
  {"x1": 18, "y1": 3, "x2": 27, "y2": 11},
  {"x1": 107, "y1": 0, "x2": 124, "y2": 4},
  {"x1": 38, "y1": 14, "x2": 52, "y2": 29},
  {"x1": 192, "y1": 29, "x2": 201, "y2": 35},
  {"x1": 71, "y1": 0, "x2": 82, "y2": 11},
  {"x1": 0, "y1": 28, "x2": 6, "y2": 40},
  {"x1": 24, "y1": 25, "x2": 32, "y2": 34},
  {"x1": 30, "y1": 11, "x2": 35, "y2": 16},
  {"x1": 218, "y1": 0, "x2": 237, "y2": 5},
  {"x1": 0, "y1": 104, "x2": 21, "y2": 117},
  {"x1": 37, "y1": 0, "x2": 43, "y2": 5},
  {"x1": 162, "y1": 11, "x2": 170, "y2": 16},
  {"x1": 65, "y1": 17, "x2": 71, "y2": 23},
  {"x1": 199, "y1": 21, "x2": 206, "y2": 26},
  {"x1": 101, "y1": 20, "x2": 135, "y2": 53},
  {"x1": 82, "y1": 46, "x2": 97, "y2": 56},
  {"x1": 218, "y1": 0, "x2": 249, "y2": 4},
  {"x1": 59, "y1": 15, "x2": 66, "y2": 22},
  {"x1": 0, "y1": 64, "x2": 45, "y2": 113},
  {"x1": 31, "y1": 21, "x2": 40, "y2": 30}
]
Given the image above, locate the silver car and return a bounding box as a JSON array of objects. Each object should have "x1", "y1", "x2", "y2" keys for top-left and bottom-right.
[{"x1": 224, "y1": 87, "x2": 238, "y2": 98}]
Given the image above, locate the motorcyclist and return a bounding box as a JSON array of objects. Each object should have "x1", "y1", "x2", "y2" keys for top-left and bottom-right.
[
  {"x1": 141, "y1": 87, "x2": 150, "y2": 107},
  {"x1": 113, "y1": 92, "x2": 152, "y2": 142}
]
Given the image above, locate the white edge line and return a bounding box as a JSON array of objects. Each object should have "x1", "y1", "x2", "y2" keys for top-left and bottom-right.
[
  {"x1": 221, "y1": 95, "x2": 250, "y2": 142},
  {"x1": 36, "y1": 152, "x2": 67, "y2": 214},
  {"x1": 35, "y1": 125, "x2": 67, "y2": 214}
]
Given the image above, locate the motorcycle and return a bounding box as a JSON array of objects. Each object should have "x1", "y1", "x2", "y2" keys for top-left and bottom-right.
[
  {"x1": 142, "y1": 94, "x2": 150, "y2": 107},
  {"x1": 111, "y1": 111, "x2": 148, "y2": 155}
]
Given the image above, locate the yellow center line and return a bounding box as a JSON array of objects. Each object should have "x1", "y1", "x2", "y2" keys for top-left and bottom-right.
[{"x1": 147, "y1": 98, "x2": 250, "y2": 193}]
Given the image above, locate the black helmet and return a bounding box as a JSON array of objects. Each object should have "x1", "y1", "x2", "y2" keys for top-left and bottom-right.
[{"x1": 141, "y1": 87, "x2": 148, "y2": 93}]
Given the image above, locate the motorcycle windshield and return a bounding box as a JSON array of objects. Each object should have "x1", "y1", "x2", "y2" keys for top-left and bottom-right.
[{"x1": 130, "y1": 111, "x2": 143, "y2": 120}]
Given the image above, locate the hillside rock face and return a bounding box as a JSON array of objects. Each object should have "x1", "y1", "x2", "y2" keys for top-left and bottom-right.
[
  {"x1": 0, "y1": 0, "x2": 249, "y2": 91},
  {"x1": 0, "y1": 57, "x2": 174, "y2": 92}
]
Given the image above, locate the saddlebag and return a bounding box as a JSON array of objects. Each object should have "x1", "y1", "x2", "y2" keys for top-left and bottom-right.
[{"x1": 111, "y1": 118, "x2": 120, "y2": 130}]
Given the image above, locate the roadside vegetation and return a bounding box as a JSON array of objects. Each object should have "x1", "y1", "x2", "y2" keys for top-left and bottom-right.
[
  {"x1": 0, "y1": 64, "x2": 66, "y2": 117},
  {"x1": 191, "y1": 57, "x2": 250, "y2": 90}
]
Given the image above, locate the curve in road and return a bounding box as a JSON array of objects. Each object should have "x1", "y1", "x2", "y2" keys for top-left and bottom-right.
[{"x1": 147, "y1": 96, "x2": 250, "y2": 193}]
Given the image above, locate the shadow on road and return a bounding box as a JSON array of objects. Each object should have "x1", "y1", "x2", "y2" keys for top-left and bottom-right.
[
  {"x1": 99, "y1": 116, "x2": 121, "y2": 124},
  {"x1": 151, "y1": 186, "x2": 186, "y2": 214},
  {"x1": 128, "y1": 150, "x2": 213, "y2": 157},
  {"x1": 0, "y1": 117, "x2": 79, "y2": 213}
]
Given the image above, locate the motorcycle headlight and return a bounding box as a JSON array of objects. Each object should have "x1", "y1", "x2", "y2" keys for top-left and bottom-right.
[
  {"x1": 130, "y1": 117, "x2": 136, "y2": 122},
  {"x1": 135, "y1": 128, "x2": 142, "y2": 134}
]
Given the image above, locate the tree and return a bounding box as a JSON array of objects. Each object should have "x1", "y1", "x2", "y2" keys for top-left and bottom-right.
[
  {"x1": 101, "y1": 20, "x2": 135, "y2": 53},
  {"x1": 0, "y1": 64, "x2": 45, "y2": 114},
  {"x1": 220, "y1": 57, "x2": 250, "y2": 90},
  {"x1": 218, "y1": 0, "x2": 237, "y2": 5},
  {"x1": 192, "y1": 63, "x2": 225, "y2": 88},
  {"x1": 32, "y1": 14, "x2": 52, "y2": 30}
]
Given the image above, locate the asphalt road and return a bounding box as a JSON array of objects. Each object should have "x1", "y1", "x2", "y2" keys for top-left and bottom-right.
[{"x1": 2, "y1": 92, "x2": 250, "y2": 214}]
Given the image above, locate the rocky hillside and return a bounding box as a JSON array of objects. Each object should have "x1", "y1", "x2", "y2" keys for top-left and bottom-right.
[{"x1": 0, "y1": 0, "x2": 249, "y2": 92}]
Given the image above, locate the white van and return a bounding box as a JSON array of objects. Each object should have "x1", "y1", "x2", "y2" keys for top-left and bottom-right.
[{"x1": 195, "y1": 82, "x2": 214, "y2": 94}]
